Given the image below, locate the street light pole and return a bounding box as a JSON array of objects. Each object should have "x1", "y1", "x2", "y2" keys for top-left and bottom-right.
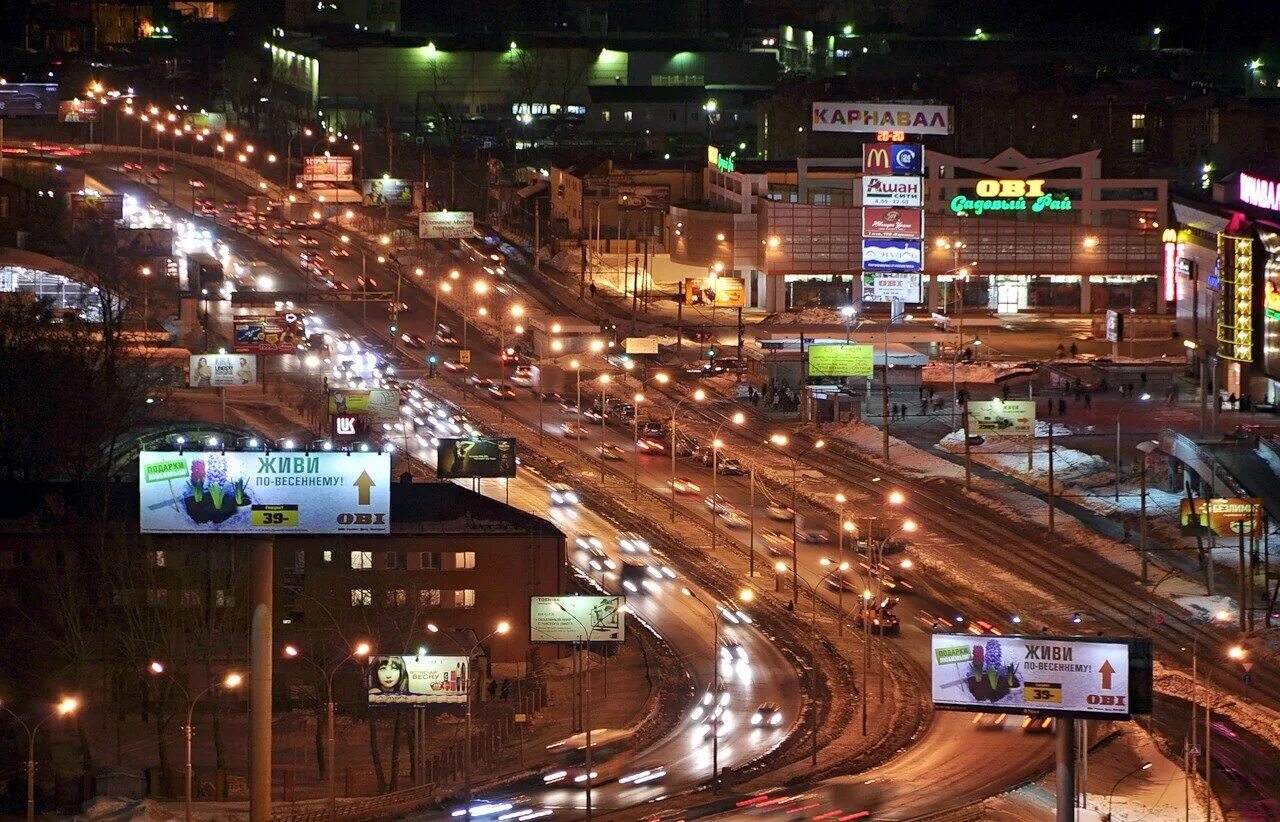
[
  {"x1": 681, "y1": 588, "x2": 720, "y2": 791},
  {"x1": 1, "y1": 698, "x2": 79, "y2": 822},
  {"x1": 553, "y1": 602, "x2": 619, "y2": 820},
  {"x1": 427, "y1": 622, "x2": 510, "y2": 803}
]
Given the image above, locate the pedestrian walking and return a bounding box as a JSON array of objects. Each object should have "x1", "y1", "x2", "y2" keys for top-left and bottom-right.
[
  {"x1": 1001, "y1": 383, "x2": 1010, "y2": 400},
  {"x1": 1084, "y1": 392, "x2": 1092, "y2": 410},
  {"x1": 928, "y1": 386, "x2": 936, "y2": 400},
  {"x1": 920, "y1": 400, "x2": 927, "y2": 416},
  {"x1": 589, "y1": 282, "x2": 597, "y2": 299},
  {"x1": 1140, "y1": 371, "x2": 1148, "y2": 387},
  {"x1": 487, "y1": 679, "x2": 498, "y2": 701},
  {"x1": 1070, "y1": 343, "x2": 1079, "y2": 357},
  {"x1": 1127, "y1": 382, "x2": 1136, "y2": 397},
  {"x1": 501, "y1": 680, "x2": 510, "y2": 701},
  {"x1": 1057, "y1": 398, "x2": 1066, "y2": 416},
  {"x1": 1228, "y1": 392, "x2": 1237, "y2": 410},
  {"x1": 1045, "y1": 399, "x2": 1053, "y2": 417},
  {"x1": 919, "y1": 385, "x2": 926, "y2": 401}
]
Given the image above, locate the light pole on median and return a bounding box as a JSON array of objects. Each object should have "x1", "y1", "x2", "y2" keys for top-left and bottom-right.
[
  {"x1": 0, "y1": 696, "x2": 79, "y2": 822},
  {"x1": 148, "y1": 663, "x2": 243, "y2": 822},
  {"x1": 1107, "y1": 761, "x2": 1152, "y2": 820},
  {"x1": 709, "y1": 412, "x2": 747, "y2": 563},
  {"x1": 768, "y1": 434, "x2": 826, "y2": 606},
  {"x1": 597, "y1": 373, "x2": 611, "y2": 481},
  {"x1": 280, "y1": 642, "x2": 370, "y2": 821},
  {"x1": 427, "y1": 621, "x2": 511, "y2": 804},
  {"x1": 680, "y1": 587, "x2": 723, "y2": 791},
  {"x1": 662, "y1": 383, "x2": 707, "y2": 521},
  {"x1": 431, "y1": 269, "x2": 460, "y2": 355}
]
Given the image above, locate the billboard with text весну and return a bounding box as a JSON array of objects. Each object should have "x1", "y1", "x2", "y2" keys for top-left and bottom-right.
[
  {"x1": 139, "y1": 451, "x2": 390, "y2": 534},
  {"x1": 807, "y1": 344, "x2": 874, "y2": 379},
  {"x1": 530, "y1": 596, "x2": 626, "y2": 643},
  {"x1": 367, "y1": 655, "x2": 469, "y2": 706},
  {"x1": 932, "y1": 634, "x2": 1149, "y2": 719}
]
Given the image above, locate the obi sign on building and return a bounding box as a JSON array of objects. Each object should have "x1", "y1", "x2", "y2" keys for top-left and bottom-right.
[
  {"x1": 139, "y1": 451, "x2": 391, "y2": 534},
  {"x1": 949, "y1": 179, "x2": 1072, "y2": 215},
  {"x1": 812, "y1": 102, "x2": 952, "y2": 135}
]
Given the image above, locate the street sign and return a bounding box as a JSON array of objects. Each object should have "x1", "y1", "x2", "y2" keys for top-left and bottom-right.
[
  {"x1": 459, "y1": 349, "x2": 472, "y2": 364},
  {"x1": 931, "y1": 634, "x2": 1151, "y2": 719}
]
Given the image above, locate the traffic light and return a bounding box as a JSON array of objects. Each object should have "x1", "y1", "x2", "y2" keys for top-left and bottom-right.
[
  {"x1": 708, "y1": 347, "x2": 717, "y2": 359},
  {"x1": 390, "y1": 324, "x2": 398, "y2": 334}
]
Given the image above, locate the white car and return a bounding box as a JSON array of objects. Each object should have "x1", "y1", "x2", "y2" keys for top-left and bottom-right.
[
  {"x1": 618, "y1": 532, "x2": 651, "y2": 553},
  {"x1": 549, "y1": 483, "x2": 580, "y2": 505}
]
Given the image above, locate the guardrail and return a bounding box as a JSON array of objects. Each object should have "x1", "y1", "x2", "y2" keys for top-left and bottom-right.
[
  {"x1": 84, "y1": 143, "x2": 287, "y2": 201},
  {"x1": 271, "y1": 783, "x2": 436, "y2": 822},
  {"x1": 1159, "y1": 427, "x2": 1245, "y2": 497}
]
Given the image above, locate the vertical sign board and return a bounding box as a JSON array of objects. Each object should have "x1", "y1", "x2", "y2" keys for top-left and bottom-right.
[
  {"x1": 861, "y1": 176, "x2": 923, "y2": 208},
  {"x1": 367, "y1": 655, "x2": 469, "y2": 705},
  {"x1": 932, "y1": 634, "x2": 1149, "y2": 719},
  {"x1": 861, "y1": 273, "x2": 923, "y2": 303},
  {"x1": 139, "y1": 451, "x2": 390, "y2": 534},
  {"x1": 530, "y1": 596, "x2": 627, "y2": 643}
]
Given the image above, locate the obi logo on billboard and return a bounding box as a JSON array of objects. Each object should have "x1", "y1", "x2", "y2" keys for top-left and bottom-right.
[
  {"x1": 862, "y1": 239, "x2": 923, "y2": 272},
  {"x1": 949, "y1": 179, "x2": 1072, "y2": 215},
  {"x1": 861, "y1": 143, "x2": 923, "y2": 174}
]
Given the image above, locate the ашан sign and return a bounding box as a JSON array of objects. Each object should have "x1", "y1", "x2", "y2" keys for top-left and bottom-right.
[{"x1": 813, "y1": 102, "x2": 952, "y2": 136}]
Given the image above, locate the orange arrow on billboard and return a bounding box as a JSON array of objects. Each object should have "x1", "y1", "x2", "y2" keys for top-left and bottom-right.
[
  {"x1": 1099, "y1": 659, "x2": 1115, "y2": 689},
  {"x1": 354, "y1": 470, "x2": 375, "y2": 505}
]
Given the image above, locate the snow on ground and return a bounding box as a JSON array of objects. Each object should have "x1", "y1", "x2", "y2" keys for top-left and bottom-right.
[
  {"x1": 759, "y1": 308, "x2": 842, "y2": 325},
  {"x1": 828, "y1": 420, "x2": 966, "y2": 479},
  {"x1": 921, "y1": 361, "x2": 1037, "y2": 384},
  {"x1": 1172, "y1": 594, "x2": 1236, "y2": 623}
]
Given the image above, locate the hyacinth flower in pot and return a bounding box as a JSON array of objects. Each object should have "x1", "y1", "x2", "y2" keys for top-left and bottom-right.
[
  {"x1": 183, "y1": 459, "x2": 212, "y2": 523},
  {"x1": 204, "y1": 455, "x2": 237, "y2": 523}
]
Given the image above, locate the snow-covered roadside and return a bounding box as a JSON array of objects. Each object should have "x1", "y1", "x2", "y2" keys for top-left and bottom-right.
[{"x1": 921, "y1": 361, "x2": 1037, "y2": 384}]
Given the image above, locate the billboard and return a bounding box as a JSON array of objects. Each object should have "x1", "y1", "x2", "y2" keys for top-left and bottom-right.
[
  {"x1": 812, "y1": 102, "x2": 952, "y2": 135},
  {"x1": 0, "y1": 84, "x2": 58, "y2": 118},
  {"x1": 862, "y1": 207, "x2": 924, "y2": 239},
  {"x1": 807, "y1": 344, "x2": 874, "y2": 378},
  {"x1": 862, "y1": 273, "x2": 923, "y2": 303},
  {"x1": 617, "y1": 185, "x2": 670, "y2": 210},
  {"x1": 862, "y1": 142, "x2": 923, "y2": 175},
  {"x1": 436, "y1": 437, "x2": 518, "y2": 479},
  {"x1": 531, "y1": 596, "x2": 626, "y2": 643},
  {"x1": 58, "y1": 99, "x2": 99, "y2": 123},
  {"x1": 189, "y1": 354, "x2": 258, "y2": 388},
  {"x1": 932, "y1": 634, "x2": 1146, "y2": 719},
  {"x1": 419, "y1": 210, "x2": 475, "y2": 239},
  {"x1": 328, "y1": 388, "x2": 401, "y2": 421},
  {"x1": 181, "y1": 111, "x2": 228, "y2": 133},
  {"x1": 302, "y1": 156, "x2": 353, "y2": 183},
  {"x1": 1179, "y1": 498, "x2": 1264, "y2": 538},
  {"x1": 862, "y1": 239, "x2": 923, "y2": 272},
  {"x1": 861, "y1": 176, "x2": 923, "y2": 208},
  {"x1": 71, "y1": 193, "x2": 124, "y2": 221},
  {"x1": 968, "y1": 400, "x2": 1035, "y2": 436},
  {"x1": 624, "y1": 337, "x2": 660, "y2": 355},
  {"x1": 683, "y1": 276, "x2": 746, "y2": 307},
  {"x1": 367, "y1": 655, "x2": 469, "y2": 706},
  {"x1": 233, "y1": 312, "x2": 305, "y2": 354},
  {"x1": 138, "y1": 451, "x2": 391, "y2": 534},
  {"x1": 361, "y1": 178, "x2": 413, "y2": 208},
  {"x1": 117, "y1": 228, "x2": 174, "y2": 257}
]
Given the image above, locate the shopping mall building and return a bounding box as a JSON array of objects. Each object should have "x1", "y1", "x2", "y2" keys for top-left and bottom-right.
[{"x1": 659, "y1": 146, "x2": 1169, "y2": 314}]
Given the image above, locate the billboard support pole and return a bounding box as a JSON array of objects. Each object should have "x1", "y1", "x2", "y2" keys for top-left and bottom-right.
[
  {"x1": 962, "y1": 408, "x2": 972, "y2": 491},
  {"x1": 249, "y1": 538, "x2": 273, "y2": 822},
  {"x1": 1048, "y1": 423, "x2": 1056, "y2": 533},
  {"x1": 1055, "y1": 714, "x2": 1075, "y2": 822},
  {"x1": 1239, "y1": 524, "x2": 1248, "y2": 634}
]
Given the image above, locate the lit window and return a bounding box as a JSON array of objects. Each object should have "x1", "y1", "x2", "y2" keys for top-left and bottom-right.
[
  {"x1": 602, "y1": 110, "x2": 611, "y2": 123},
  {"x1": 451, "y1": 589, "x2": 476, "y2": 608},
  {"x1": 151, "y1": 550, "x2": 166, "y2": 567},
  {"x1": 1131, "y1": 138, "x2": 1146, "y2": 155},
  {"x1": 419, "y1": 588, "x2": 442, "y2": 607},
  {"x1": 215, "y1": 590, "x2": 235, "y2": 607},
  {"x1": 1131, "y1": 114, "x2": 1146, "y2": 130},
  {"x1": 351, "y1": 588, "x2": 372, "y2": 607},
  {"x1": 323, "y1": 550, "x2": 332, "y2": 563},
  {"x1": 351, "y1": 551, "x2": 372, "y2": 569},
  {"x1": 386, "y1": 588, "x2": 407, "y2": 607},
  {"x1": 454, "y1": 551, "x2": 476, "y2": 569},
  {"x1": 624, "y1": 110, "x2": 633, "y2": 122}
]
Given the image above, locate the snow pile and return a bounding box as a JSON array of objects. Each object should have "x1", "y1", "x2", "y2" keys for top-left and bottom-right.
[
  {"x1": 921, "y1": 361, "x2": 1037, "y2": 384},
  {"x1": 1172, "y1": 595, "x2": 1236, "y2": 623},
  {"x1": 937, "y1": 427, "x2": 1109, "y2": 484},
  {"x1": 828, "y1": 420, "x2": 966, "y2": 479},
  {"x1": 759, "y1": 308, "x2": 842, "y2": 325},
  {"x1": 76, "y1": 798, "x2": 172, "y2": 821}
]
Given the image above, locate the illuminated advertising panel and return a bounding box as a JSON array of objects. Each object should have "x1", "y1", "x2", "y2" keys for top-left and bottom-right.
[{"x1": 813, "y1": 103, "x2": 952, "y2": 135}]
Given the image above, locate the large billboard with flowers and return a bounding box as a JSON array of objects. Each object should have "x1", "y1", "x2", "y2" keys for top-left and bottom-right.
[{"x1": 139, "y1": 451, "x2": 390, "y2": 534}]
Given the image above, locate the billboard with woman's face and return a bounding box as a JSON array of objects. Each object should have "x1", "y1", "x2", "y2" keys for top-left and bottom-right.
[{"x1": 366, "y1": 654, "x2": 470, "y2": 705}]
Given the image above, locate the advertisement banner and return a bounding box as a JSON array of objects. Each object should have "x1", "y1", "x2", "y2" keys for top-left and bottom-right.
[
  {"x1": 861, "y1": 176, "x2": 923, "y2": 208},
  {"x1": 58, "y1": 99, "x2": 99, "y2": 123},
  {"x1": 361, "y1": 178, "x2": 413, "y2": 208},
  {"x1": 861, "y1": 272, "x2": 923, "y2": 303},
  {"x1": 302, "y1": 156, "x2": 353, "y2": 183},
  {"x1": 139, "y1": 451, "x2": 391, "y2": 534},
  {"x1": 1105, "y1": 310, "x2": 1124, "y2": 343},
  {"x1": 181, "y1": 111, "x2": 227, "y2": 133},
  {"x1": 968, "y1": 400, "x2": 1036, "y2": 436},
  {"x1": 617, "y1": 185, "x2": 671, "y2": 210},
  {"x1": 530, "y1": 596, "x2": 626, "y2": 643},
  {"x1": 862, "y1": 239, "x2": 924, "y2": 272},
  {"x1": 1179, "y1": 498, "x2": 1264, "y2": 537},
  {"x1": 862, "y1": 207, "x2": 924, "y2": 239},
  {"x1": 0, "y1": 84, "x2": 58, "y2": 118},
  {"x1": 436, "y1": 437, "x2": 518, "y2": 479},
  {"x1": 189, "y1": 354, "x2": 258, "y2": 388},
  {"x1": 367, "y1": 655, "x2": 469, "y2": 706},
  {"x1": 683, "y1": 276, "x2": 746, "y2": 307},
  {"x1": 807, "y1": 344, "x2": 874, "y2": 378},
  {"x1": 932, "y1": 634, "x2": 1138, "y2": 718},
  {"x1": 117, "y1": 228, "x2": 174, "y2": 257},
  {"x1": 813, "y1": 102, "x2": 952, "y2": 135},
  {"x1": 624, "y1": 337, "x2": 660, "y2": 355},
  {"x1": 862, "y1": 142, "x2": 923, "y2": 174},
  {"x1": 419, "y1": 211, "x2": 475, "y2": 239},
  {"x1": 233, "y1": 312, "x2": 306, "y2": 354},
  {"x1": 328, "y1": 388, "x2": 401, "y2": 421},
  {"x1": 71, "y1": 193, "x2": 124, "y2": 221}
]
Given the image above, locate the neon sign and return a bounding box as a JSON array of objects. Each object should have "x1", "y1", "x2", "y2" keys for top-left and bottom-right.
[
  {"x1": 949, "y1": 178, "x2": 1072, "y2": 215},
  {"x1": 1240, "y1": 172, "x2": 1280, "y2": 211}
]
